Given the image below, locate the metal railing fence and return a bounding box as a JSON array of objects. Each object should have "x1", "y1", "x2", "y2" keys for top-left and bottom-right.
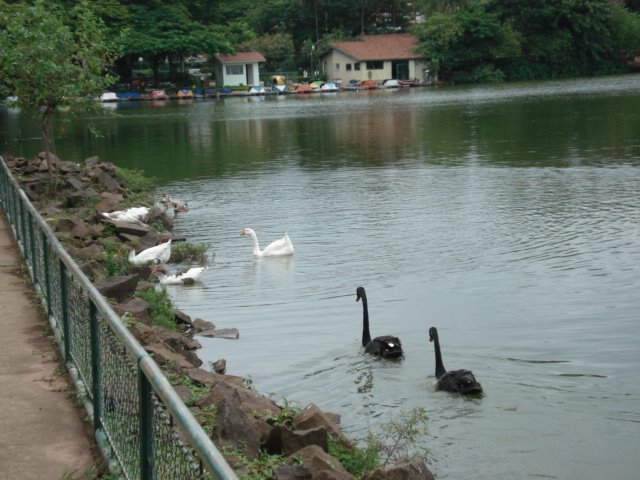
[{"x1": 0, "y1": 156, "x2": 237, "y2": 480}]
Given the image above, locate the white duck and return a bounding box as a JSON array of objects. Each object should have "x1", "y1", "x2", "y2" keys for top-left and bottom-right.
[
  {"x1": 151, "y1": 265, "x2": 207, "y2": 285},
  {"x1": 102, "y1": 206, "x2": 149, "y2": 224},
  {"x1": 240, "y1": 228, "x2": 294, "y2": 257},
  {"x1": 128, "y1": 239, "x2": 172, "y2": 266}
]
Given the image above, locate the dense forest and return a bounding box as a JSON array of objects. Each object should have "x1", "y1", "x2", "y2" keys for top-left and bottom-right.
[{"x1": 2, "y1": 0, "x2": 640, "y2": 85}]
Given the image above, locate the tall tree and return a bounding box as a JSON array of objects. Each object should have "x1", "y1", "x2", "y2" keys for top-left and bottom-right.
[{"x1": 0, "y1": 0, "x2": 118, "y2": 194}]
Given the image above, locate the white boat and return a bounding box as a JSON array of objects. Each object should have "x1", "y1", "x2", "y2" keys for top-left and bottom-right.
[{"x1": 100, "y1": 92, "x2": 118, "y2": 102}]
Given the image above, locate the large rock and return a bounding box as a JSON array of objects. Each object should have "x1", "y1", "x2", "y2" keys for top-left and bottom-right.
[
  {"x1": 144, "y1": 343, "x2": 198, "y2": 370},
  {"x1": 274, "y1": 465, "x2": 312, "y2": 480},
  {"x1": 94, "y1": 274, "x2": 139, "y2": 302},
  {"x1": 363, "y1": 459, "x2": 434, "y2": 480},
  {"x1": 185, "y1": 368, "x2": 245, "y2": 388},
  {"x1": 214, "y1": 396, "x2": 264, "y2": 460},
  {"x1": 112, "y1": 297, "x2": 152, "y2": 325},
  {"x1": 191, "y1": 318, "x2": 215, "y2": 333},
  {"x1": 290, "y1": 445, "x2": 353, "y2": 480},
  {"x1": 295, "y1": 404, "x2": 351, "y2": 448},
  {"x1": 281, "y1": 426, "x2": 329, "y2": 456}
]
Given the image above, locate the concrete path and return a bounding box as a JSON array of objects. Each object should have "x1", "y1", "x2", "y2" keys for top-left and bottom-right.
[{"x1": 0, "y1": 209, "x2": 99, "y2": 479}]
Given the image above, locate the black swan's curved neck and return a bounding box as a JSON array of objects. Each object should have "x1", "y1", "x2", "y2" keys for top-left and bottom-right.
[
  {"x1": 432, "y1": 332, "x2": 447, "y2": 378},
  {"x1": 360, "y1": 293, "x2": 371, "y2": 347}
]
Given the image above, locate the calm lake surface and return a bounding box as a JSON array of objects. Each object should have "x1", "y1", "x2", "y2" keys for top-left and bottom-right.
[{"x1": 2, "y1": 75, "x2": 640, "y2": 479}]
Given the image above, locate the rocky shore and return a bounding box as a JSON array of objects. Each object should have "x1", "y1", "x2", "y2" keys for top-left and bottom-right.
[{"x1": 2, "y1": 152, "x2": 434, "y2": 480}]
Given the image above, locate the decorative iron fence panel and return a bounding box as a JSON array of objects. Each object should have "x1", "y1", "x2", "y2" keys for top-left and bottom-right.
[{"x1": 0, "y1": 157, "x2": 237, "y2": 480}]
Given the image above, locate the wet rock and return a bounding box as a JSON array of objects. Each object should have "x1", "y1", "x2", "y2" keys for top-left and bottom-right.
[
  {"x1": 363, "y1": 459, "x2": 434, "y2": 480},
  {"x1": 210, "y1": 359, "x2": 226, "y2": 374},
  {"x1": 197, "y1": 328, "x2": 239, "y2": 339},
  {"x1": 192, "y1": 318, "x2": 215, "y2": 333},
  {"x1": 174, "y1": 308, "x2": 192, "y2": 327},
  {"x1": 94, "y1": 274, "x2": 139, "y2": 302}
]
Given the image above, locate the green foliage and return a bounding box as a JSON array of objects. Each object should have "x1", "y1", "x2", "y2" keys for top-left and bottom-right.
[
  {"x1": 366, "y1": 407, "x2": 429, "y2": 467},
  {"x1": 239, "y1": 33, "x2": 297, "y2": 71},
  {"x1": 328, "y1": 435, "x2": 378, "y2": 479},
  {"x1": 229, "y1": 448, "x2": 288, "y2": 480},
  {"x1": 101, "y1": 239, "x2": 130, "y2": 278},
  {"x1": 115, "y1": 167, "x2": 155, "y2": 192},
  {"x1": 170, "y1": 242, "x2": 209, "y2": 264},
  {"x1": 137, "y1": 287, "x2": 176, "y2": 330},
  {"x1": 261, "y1": 398, "x2": 301, "y2": 428},
  {"x1": 0, "y1": 0, "x2": 118, "y2": 194}
]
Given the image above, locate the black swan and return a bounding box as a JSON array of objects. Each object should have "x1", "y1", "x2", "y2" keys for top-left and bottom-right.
[
  {"x1": 428, "y1": 327, "x2": 483, "y2": 395},
  {"x1": 356, "y1": 287, "x2": 403, "y2": 359}
]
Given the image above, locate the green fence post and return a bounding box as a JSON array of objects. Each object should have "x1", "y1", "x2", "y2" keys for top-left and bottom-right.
[
  {"x1": 139, "y1": 370, "x2": 154, "y2": 480},
  {"x1": 29, "y1": 217, "x2": 37, "y2": 287},
  {"x1": 89, "y1": 301, "x2": 102, "y2": 433},
  {"x1": 59, "y1": 259, "x2": 71, "y2": 361},
  {"x1": 43, "y1": 233, "x2": 52, "y2": 318}
]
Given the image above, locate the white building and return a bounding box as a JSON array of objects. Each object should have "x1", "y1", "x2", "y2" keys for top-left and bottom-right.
[
  {"x1": 321, "y1": 34, "x2": 427, "y2": 84},
  {"x1": 212, "y1": 52, "x2": 266, "y2": 87}
]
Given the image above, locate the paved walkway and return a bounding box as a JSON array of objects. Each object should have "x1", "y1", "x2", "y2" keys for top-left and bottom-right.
[{"x1": 0, "y1": 209, "x2": 99, "y2": 479}]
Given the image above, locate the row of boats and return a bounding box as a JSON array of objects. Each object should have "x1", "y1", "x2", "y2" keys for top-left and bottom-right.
[{"x1": 99, "y1": 79, "x2": 424, "y2": 102}]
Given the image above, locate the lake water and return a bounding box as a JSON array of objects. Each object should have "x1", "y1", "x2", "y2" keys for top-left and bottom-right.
[{"x1": 2, "y1": 75, "x2": 639, "y2": 479}]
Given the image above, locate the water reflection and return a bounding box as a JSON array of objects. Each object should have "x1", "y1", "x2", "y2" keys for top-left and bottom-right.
[{"x1": 2, "y1": 75, "x2": 640, "y2": 480}]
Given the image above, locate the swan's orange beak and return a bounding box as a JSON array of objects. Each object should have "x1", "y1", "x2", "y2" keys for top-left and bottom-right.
[{"x1": 240, "y1": 228, "x2": 246, "y2": 236}]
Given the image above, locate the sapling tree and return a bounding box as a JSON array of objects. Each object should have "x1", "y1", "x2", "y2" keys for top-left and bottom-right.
[{"x1": 0, "y1": 0, "x2": 118, "y2": 195}]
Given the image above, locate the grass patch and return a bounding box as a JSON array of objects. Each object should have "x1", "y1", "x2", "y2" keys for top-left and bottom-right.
[
  {"x1": 115, "y1": 167, "x2": 155, "y2": 192},
  {"x1": 170, "y1": 241, "x2": 209, "y2": 264},
  {"x1": 136, "y1": 287, "x2": 176, "y2": 330},
  {"x1": 328, "y1": 434, "x2": 378, "y2": 479}
]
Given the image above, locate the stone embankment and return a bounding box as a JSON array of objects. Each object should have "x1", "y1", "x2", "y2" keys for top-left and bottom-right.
[{"x1": 3, "y1": 152, "x2": 434, "y2": 480}]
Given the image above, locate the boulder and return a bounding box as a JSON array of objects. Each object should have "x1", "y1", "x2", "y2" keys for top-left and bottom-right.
[
  {"x1": 186, "y1": 368, "x2": 244, "y2": 388},
  {"x1": 192, "y1": 318, "x2": 215, "y2": 333},
  {"x1": 363, "y1": 459, "x2": 434, "y2": 480},
  {"x1": 274, "y1": 465, "x2": 312, "y2": 480},
  {"x1": 145, "y1": 343, "x2": 198, "y2": 370},
  {"x1": 295, "y1": 404, "x2": 350, "y2": 448},
  {"x1": 214, "y1": 396, "x2": 264, "y2": 460},
  {"x1": 281, "y1": 426, "x2": 329, "y2": 456},
  {"x1": 68, "y1": 243, "x2": 104, "y2": 261},
  {"x1": 112, "y1": 297, "x2": 152, "y2": 326},
  {"x1": 290, "y1": 445, "x2": 352, "y2": 480},
  {"x1": 94, "y1": 274, "x2": 139, "y2": 302}
]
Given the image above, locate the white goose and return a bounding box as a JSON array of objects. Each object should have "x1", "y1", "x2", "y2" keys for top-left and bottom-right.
[
  {"x1": 151, "y1": 265, "x2": 207, "y2": 285},
  {"x1": 240, "y1": 228, "x2": 294, "y2": 257},
  {"x1": 102, "y1": 206, "x2": 149, "y2": 224},
  {"x1": 128, "y1": 239, "x2": 172, "y2": 266}
]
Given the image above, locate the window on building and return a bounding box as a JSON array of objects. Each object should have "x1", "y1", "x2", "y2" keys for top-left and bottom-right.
[
  {"x1": 335, "y1": 63, "x2": 340, "y2": 70},
  {"x1": 354, "y1": 63, "x2": 361, "y2": 71},
  {"x1": 225, "y1": 64, "x2": 243, "y2": 75},
  {"x1": 346, "y1": 64, "x2": 352, "y2": 71},
  {"x1": 366, "y1": 61, "x2": 384, "y2": 70}
]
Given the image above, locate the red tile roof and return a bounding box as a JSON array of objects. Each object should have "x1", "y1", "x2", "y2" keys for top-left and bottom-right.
[
  {"x1": 215, "y1": 52, "x2": 266, "y2": 63},
  {"x1": 328, "y1": 34, "x2": 422, "y2": 61}
]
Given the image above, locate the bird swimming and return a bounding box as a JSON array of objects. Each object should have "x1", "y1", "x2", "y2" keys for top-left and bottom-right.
[
  {"x1": 240, "y1": 228, "x2": 294, "y2": 257},
  {"x1": 428, "y1": 326, "x2": 483, "y2": 395},
  {"x1": 356, "y1": 286, "x2": 403, "y2": 359}
]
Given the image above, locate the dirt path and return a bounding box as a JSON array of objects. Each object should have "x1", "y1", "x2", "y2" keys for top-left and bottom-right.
[{"x1": 0, "y1": 209, "x2": 101, "y2": 480}]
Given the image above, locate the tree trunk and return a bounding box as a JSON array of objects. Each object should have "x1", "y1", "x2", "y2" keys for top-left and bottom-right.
[{"x1": 40, "y1": 109, "x2": 56, "y2": 197}]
